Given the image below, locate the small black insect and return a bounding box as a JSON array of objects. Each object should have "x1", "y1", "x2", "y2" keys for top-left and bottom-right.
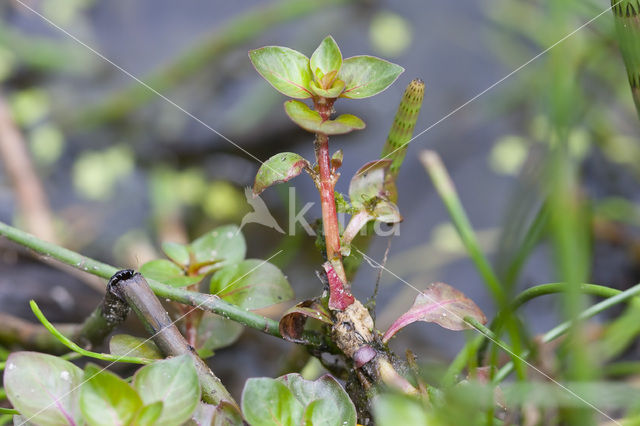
[
  {"x1": 108, "y1": 269, "x2": 136, "y2": 286},
  {"x1": 107, "y1": 269, "x2": 137, "y2": 300}
]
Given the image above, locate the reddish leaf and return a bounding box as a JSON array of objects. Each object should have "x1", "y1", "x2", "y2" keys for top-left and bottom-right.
[
  {"x1": 279, "y1": 299, "x2": 332, "y2": 344},
  {"x1": 382, "y1": 282, "x2": 487, "y2": 343},
  {"x1": 323, "y1": 262, "x2": 354, "y2": 311}
]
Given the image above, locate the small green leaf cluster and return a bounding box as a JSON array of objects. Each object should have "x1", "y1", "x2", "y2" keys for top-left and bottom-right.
[
  {"x1": 249, "y1": 35, "x2": 403, "y2": 135},
  {"x1": 249, "y1": 35, "x2": 403, "y2": 101},
  {"x1": 241, "y1": 373, "x2": 357, "y2": 426},
  {"x1": 3, "y1": 353, "x2": 359, "y2": 426},
  {"x1": 4, "y1": 352, "x2": 200, "y2": 426},
  {"x1": 139, "y1": 224, "x2": 292, "y2": 357}
]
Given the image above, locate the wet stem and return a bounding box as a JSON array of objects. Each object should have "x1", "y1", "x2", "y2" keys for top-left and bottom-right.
[
  {"x1": 313, "y1": 97, "x2": 347, "y2": 284},
  {"x1": 182, "y1": 269, "x2": 203, "y2": 348}
]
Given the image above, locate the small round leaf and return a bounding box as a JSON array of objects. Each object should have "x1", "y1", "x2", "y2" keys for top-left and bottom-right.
[
  {"x1": 80, "y1": 364, "x2": 142, "y2": 426},
  {"x1": 190, "y1": 225, "x2": 246, "y2": 269},
  {"x1": 140, "y1": 259, "x2": 201, "y2": 288},
  {"x1": 133, "y1": 355, "x2": 200, "y2": 426},
  {"x1": 241, "y1": 378, "x2": 304, "y2": 426},
  {"x1": 210, "y1": 259, "x2": 293, "y2": 309},
  {"x1": 195, "y1": 313, "x2": 244, "y2": 357},
  {"x1": 161, "y1": 242, "x2": 191, "y2": 266},
  {"x1": 278, "y1": 374, "x2": 357, "y2": 426}
]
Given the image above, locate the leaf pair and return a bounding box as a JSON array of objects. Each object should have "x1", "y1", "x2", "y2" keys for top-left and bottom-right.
[
  {"x1": 3, "y1": 352, "x2": 200, "y2": 426},
  {"x1": 249, "y1": 35, "x2": 404, "y2": 100},
  {"x1": 284, "y1": 100, "x2": 365, "y2": 135}
]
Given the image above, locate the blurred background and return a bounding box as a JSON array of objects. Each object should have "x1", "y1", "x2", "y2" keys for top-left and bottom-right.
[{"x1": 1, "y1": 0, "x2": 640, "y2": 400}]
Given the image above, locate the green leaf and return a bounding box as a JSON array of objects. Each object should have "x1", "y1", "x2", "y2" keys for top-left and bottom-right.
[
  {"x1": 109, "y1": 334, "x2": 163, "y2": 360},
  {"x1": 253, "y1": 152, "x2": 310, "y2": 196},
  {"x1": 310, "y1": 36, "x2": 342, "y2": 79},
  {"x1": 284, "y1": 100, "x2": 323, "y2": 132},
  {"x1": 210, "y1": 259, "x2": 293, "y2": 309},
  {"x1": 338, "y1": 56, "x2": 404, "y2": 99},
  {"x1": 372, "y1": 394, "x2": 431, "y2": 426},
  {"x1": 80, "y1": 364, "x2": 142, "y2": 426},
  {"x1": 348, "y1": 159, "x2": 395, "y2": 209},
  {"x1": 321, "y1": 113, "x2": 365, "y2": 135},
  {"x1": 162, "y1": 242, "x2": 191, "y2": 266},
  {"x1": 132, "y1": 402, "x2": 163, "y2": 426},
  {"x1": 303, "y1": 399, "x2": 338, "y2": 426},
  {"x1": 191, "y1": 225, "x2": 246, "y2": 270},
  {"x1": 249, "y1": 46, "x2": 313, "y2": 99},
  {"x1": 278, "y1": 374, "x2": 357, "y2": 426},
  {"x1": 4, "y1": 352, "x2": 83, "y2": 426},
  {"x1": 195, "y1": 313, "x2": 244, "y2": 357},
  {"x1": 284, "y1": 100, "x2": 365, "y2": 135},
  {"x1": 133, "y1": 355, "x2": 200, "y2": 426},
  {"x1": 241, "y1": 378, "x2": 304, "y2": 426},
  {"x1": 140, "y1": 259, "x2": 202, "y2": 288}
]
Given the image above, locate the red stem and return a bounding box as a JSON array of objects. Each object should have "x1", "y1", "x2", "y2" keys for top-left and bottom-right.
[
  {"x1": 314, "y1": 98, "x2": 348, "y2": 286},
  {"x1": 315, "y1": 134, "x2": 341, "y2": 259}
]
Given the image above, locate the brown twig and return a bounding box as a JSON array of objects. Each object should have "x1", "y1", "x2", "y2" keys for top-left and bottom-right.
[
  {"x1": 107, "y1": 269, "x2": 237, "y2": 408},
  {"x1": 0, "y1": 95, "x2": 56, "y2": 243},
  {"x1": 0, "y1": 312, "x2": 73, "y2": 354},
  {"x1": 0, "y1": 96, "x2": 104, "y2": 292},
  {"x1": 0, "y1": 288, "x2": 129, "y2": 353}
]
